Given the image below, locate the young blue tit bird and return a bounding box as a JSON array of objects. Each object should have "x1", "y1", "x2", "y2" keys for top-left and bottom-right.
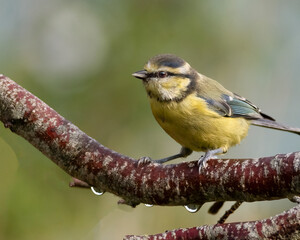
[{"x1": 132, "y1": 54, "x2": 300, "y2": 167}]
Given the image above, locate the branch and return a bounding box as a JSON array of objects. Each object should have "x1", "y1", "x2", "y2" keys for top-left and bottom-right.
[
  {"x1": 0, "y1": 75, "x2": 299, "y2": 238},
  {"x1": 125, "y1": 204, "x2": 300, "y2": 240},
  {"x1": 0, "y1": 74, "x2": 299, "y2": 206}
]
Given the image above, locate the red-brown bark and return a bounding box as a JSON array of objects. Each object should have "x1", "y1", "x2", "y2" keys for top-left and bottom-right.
[
  {"x1": 0, "y1": 75, "x2": 299, "y2": 239},
  {"x1": 125, "y1": 204, "x2": 300, "y2": 240}
]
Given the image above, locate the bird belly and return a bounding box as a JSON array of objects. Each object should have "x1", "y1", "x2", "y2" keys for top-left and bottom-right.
[{"x1": 150, "y1": 96, "x2": 250, "y2": 152}]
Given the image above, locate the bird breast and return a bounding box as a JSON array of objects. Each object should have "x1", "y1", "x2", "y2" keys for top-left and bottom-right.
[{"x1": 149, "y1": 93, "x2": 250, "y2": 152}]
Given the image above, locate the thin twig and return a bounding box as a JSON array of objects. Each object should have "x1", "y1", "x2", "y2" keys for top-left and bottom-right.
[
  {"x1": 69, "y1": 177, "x2": 90, "y2": 188},
  {"x1": 208, "y1": 201, "x2": 225, "y2": 214},
  {"x1": 217, "y1": 201, "x2": 243, "y2": 224}
]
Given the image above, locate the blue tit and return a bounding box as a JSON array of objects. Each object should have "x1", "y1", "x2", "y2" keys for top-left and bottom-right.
[{"x1": 133, "y1": 54, "x2": 300, "y2": 167}]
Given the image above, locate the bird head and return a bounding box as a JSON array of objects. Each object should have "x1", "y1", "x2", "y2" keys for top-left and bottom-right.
[{"x1": 132, "y1": 54, "x2": 197, "y2": 102}]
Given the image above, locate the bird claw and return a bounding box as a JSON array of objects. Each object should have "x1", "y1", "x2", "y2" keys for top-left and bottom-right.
[
  {"x1": 198, "y1": 155, "x2": 209, "y2": 171},
  {"x1": 137, "y1": 156, "x2": 152, "y2": 166},
  {"x1": 198, "y1": 148, "x2": 223, "y2": 173}
]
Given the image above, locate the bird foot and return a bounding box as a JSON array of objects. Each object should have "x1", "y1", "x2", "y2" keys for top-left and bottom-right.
[
  {"x1": 198, "y1": 155, "x2": 210, "y2": 169},
  {"x1": 198, "y1": 148, "x2": 223, "y2": 173},
  {"x1": 137, "y1": 156, "x2": 153, "y2": 166}
]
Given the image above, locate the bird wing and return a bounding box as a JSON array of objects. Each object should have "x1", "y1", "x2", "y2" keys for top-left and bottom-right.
[{"x1": 201, "y1": 93, "x2": 275, "y2": 120}]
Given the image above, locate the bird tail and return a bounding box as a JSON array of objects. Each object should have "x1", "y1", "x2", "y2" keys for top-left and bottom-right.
[{"x1": 251, "y1": 118, "x2": 300, "y2": 135}]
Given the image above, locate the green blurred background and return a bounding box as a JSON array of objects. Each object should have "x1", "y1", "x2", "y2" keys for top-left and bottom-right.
[{"x1": 1, "y1": 0, "x2": 300, "y2": 239}]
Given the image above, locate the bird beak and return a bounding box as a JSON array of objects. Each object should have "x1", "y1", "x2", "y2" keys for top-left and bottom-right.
[{"x1": 132, "y1": 70, "x2": 148, "y2": 80}]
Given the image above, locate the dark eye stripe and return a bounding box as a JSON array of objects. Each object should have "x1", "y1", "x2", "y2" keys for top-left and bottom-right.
[{"x1": 147, "y1": 71, "x2": 191, "y2": 79}]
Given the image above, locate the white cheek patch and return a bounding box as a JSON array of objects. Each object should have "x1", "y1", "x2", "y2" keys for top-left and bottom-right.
[{"x1": 144, "y1": 79, "x2": 176, "y2": 101}]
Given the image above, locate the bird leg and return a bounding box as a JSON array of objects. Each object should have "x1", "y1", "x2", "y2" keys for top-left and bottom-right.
[
  {"x1": 138, "y1": 147, "x2": 192, "y2": 165},
  {"x1": 154, "y1": 147, "x2": 193, "y2": 164},
  {"x1": 198, "y1": 147, "x2": 224, "y2": 168}
]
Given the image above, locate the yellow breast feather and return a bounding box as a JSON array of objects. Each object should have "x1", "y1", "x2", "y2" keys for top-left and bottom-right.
[{"x1": 150, "y1": 93, "x2": 250, "y2": 152}]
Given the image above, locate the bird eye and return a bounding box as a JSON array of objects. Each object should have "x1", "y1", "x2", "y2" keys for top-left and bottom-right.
[{"x1": 158, "y1": 71, "x2": 168, "y2": 78}]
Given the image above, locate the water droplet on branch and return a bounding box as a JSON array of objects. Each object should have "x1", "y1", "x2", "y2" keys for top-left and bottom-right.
[
  {"x1": 184, "y1": 204, "x2": 200, "y2": 213},
  {"x1": 91, "y1": 186, "x2": 105, "y2": 196},
  {"x1": 145, "y1": 204, "x2": 153, "y2": 207}
]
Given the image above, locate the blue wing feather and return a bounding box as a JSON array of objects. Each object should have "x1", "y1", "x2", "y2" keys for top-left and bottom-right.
[
  {"x1": 201, "y1": 93, "x2": 274, "y2": 120},
  {"x1": 225, "y1": 95, "x2": 262, "y2": 119}
]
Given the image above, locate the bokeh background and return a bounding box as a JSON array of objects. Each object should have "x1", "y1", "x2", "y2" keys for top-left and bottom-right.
[{"x1": 1, "y1": 1, "x2": 300, "y2": 239}]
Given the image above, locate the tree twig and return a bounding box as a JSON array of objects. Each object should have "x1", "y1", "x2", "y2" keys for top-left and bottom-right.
[
  {"x1": 217, "y1": 201, "x2": 243, "y2": 224},
  {"x1": 208, "y1": 201, "x2": 225, "y2": 214},
  {"x1": 69, "y1": 177, "x2": 91, "y2": 188}
]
